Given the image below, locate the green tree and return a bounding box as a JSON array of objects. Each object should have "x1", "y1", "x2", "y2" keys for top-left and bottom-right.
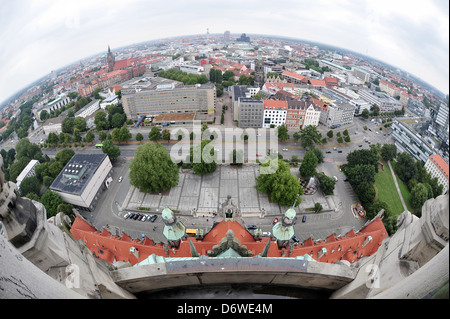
[
  {"x1": 256, "y1": 160, "x2": 303, "y2": 207},
  {"x1": 40, "y1": 110, "x2": 49, "y2": 121},
  {"x1": 119, "y1": 126, "x2": 132, "y2": 142},
  {"x1": 191, "y1": 140, "x2": 217, "y2": 176},
  {"x1": 380, "y1": 144, "x2": 397, "y2": 162},
  {"x1": 98, "y1": 130, "x2": 107, "y2": 142},
  {"x1": 355, "y1": 181, "x2": 376, "y2": 208},
  {"x1": 41, "y1": 190, "x2": 64, "y2": 218},
  {"x1": 314, "y1": 202, "x2": 323, "y2": 213},
  {"x1": 61, "y1": 117, "x2": 75, "y2": 134},
  {"x1": 316, "y1": 172, "x2": 336, "y2": 195},
  {"x1": 161, "y1": 129, "x2": 171, "y2": 142},
  {"x1": 299, "y1": 150, "x2": 318, "y2": 178},
  {"x1": 395, "y1": 152, "x2": 418, "y2": 183},
  {"x1": 111, "y1": 112, "x2": 126, "y2": 128},
  {"x1": 102, "y1": 139, "x2": 120, "y2": 161},
  {"x1": 43, "y1": 176, "x2": 54, "y2": 188},
  {"x1": 55, "y1": 149, "x2": 75, "y2": 166},
  {"x1": 277, "y1": 124, "x2": 290, "y2": 141},
  {"x1": 299, "y1": 125, "x2": 322, "y2": 149},
  {"x1": 94, "y1": 111, "x2": 110, "y2": 131},
  {"x1": 129, "y1": 143, "x2": 179, "y2": 193},
  {"x1": 148, "y1": 126, "x2": 161, "y2": 141},
  {"x1": 19, "y1": 176, "x2": 41, "y2": 196},
  {"x1": 73, "y1": 117, "x2": 87, "y2": 132},
  {"x1": 361, "y1": 109, "x2": 370, "y2": 119},
  {"x1": 327, "y1": 130, "x2": 333, "y2": 138},
  {"x1": 85, "y1": 130, "x2": 95, "y2": 143},
  {"x1": 25, "y1": 192, "x2": 41, "y2": 202},
  {"x1": 410, "y1": 183, "x2": 430, "y2": 210},
  {"x1": 136, "y1": 132, "x2": 144, "y2": 142},
  {"x1": 47, "y1": 132, "x2": 59, "y2": 145},
  {"x1": 311, "y1": 147, "x2": 324, "y2": 164},
  {"x1": 230, "y1": 149, "x2": 244, "y2": 166}
]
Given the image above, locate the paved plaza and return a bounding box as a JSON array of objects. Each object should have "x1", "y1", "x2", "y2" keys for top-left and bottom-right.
[{"x1": 122, "y1": 165, "x2": 333, "y2": 216}]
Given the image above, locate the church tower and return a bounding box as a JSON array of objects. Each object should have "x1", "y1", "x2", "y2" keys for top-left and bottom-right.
[
  {"x1": 254, "y1": 48, "x2": 265, "y2": 89},
  {"x1": 106, "y1": 45, "x2": 115, "y2": 72}
]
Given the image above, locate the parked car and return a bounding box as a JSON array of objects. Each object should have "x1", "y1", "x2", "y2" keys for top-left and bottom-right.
[
  {"x1": 262, "y1": 231, "x2": 271, "y2": 237},
  {"x1": 133, "y1": 214, "x2": 140, "y2": 220},
  {"x1": 291, "y1": 235, "x2": 300, "y2": 243},
  {"x1": 338, "y1": 150, "x2": 343, "y2": 153},
  {"x1": 118, "y1": 176, "x2": 123, "y2": 183},
  {"x1": 302, "y1": 215, "x2": 307, "y2": 223},
  {"x1": 150, "y1": 215, "x2": 157, "y2": 222},
  {"x1": 343, "y1": 178, "x2": 349, "y2": 182},
  {"x1": 326, "y1": 151, "x2": 331, "y2": 153},
  {"x1": 247, "y1": 225, "x2": 257, "y2": 230},
  {"x1": 333, "y1": 176, "x2": 338, "y2": 181},
  {"x1": 358, "y1": 145, "x2": 363, "y2": 147},
  {"x1": 282, "y1": 149, "x2": 288, "y2": 151},
  {"x1": 124, "y1": 212, "x2": 131, "y2": 219},
  {"x1": 272, "y1": 217, "x2": 279, "y2": 224},
  {"x1": 256, "y1": 153, "x2": 263, "y2": 157}
]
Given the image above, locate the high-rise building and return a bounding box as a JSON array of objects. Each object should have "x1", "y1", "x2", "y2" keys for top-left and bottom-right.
[
  {"x1": 224, "y1": 30, "x2": 230, "y2": 45},
  {"x1": 106, "y1": 45, "x2": 115, "y2": 73}
]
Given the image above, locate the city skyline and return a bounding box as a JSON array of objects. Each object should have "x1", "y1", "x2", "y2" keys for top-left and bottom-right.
[{"x1": 0, "y1": 0, "x2": 448, "y2": 105}]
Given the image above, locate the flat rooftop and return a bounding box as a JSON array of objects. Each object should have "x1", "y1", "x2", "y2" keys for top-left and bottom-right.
[
  {"x1": 50, "y1": 153, "x2": 108, "y2": 196},
  {"x1": 153, "y1": 113, "x2": 196, "y2": 123}
]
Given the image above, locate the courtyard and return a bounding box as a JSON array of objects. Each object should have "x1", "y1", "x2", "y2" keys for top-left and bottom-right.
[{"x1": 121, "y1": 165, "x2": 333, "y2": 217}]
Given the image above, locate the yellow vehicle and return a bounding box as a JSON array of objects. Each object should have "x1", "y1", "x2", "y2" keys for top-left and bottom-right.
[{"x1": 186, "y1": 229, "x2": 197, "y2": 237}]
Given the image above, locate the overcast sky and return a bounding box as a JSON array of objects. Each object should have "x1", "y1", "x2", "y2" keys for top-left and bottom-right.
[{"x1": 1, "y1": 0, "x2": 448, "y2": 104}]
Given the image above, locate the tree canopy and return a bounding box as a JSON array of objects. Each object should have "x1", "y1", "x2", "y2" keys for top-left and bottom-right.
[
  {"x1": 256, "y1": 160, "x2": 303, "y2": 207},
  {"x1": 129, "y1": 143, "x2": 179, "y2": 193}
]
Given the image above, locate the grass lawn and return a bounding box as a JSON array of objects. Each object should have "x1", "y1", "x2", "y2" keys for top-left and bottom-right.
[{"x1": 374, "y1": 161, "x2": 405, "y2": 217}]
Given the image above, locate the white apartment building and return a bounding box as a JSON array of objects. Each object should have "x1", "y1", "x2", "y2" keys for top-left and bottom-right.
[
  {"x1": 75, "y1": 99, "x2": 100, "y2": 118},
  {"x1": 424, "y1": 154, "x2": 449, "y2": 195},
  {"x1": 303, "y1": 104, "x2": 321, "y2": 128},
  {"x1": 16, "y1": 160, "x2": 40, "y2": 194},
  {"x1": 263, "y1": 100, "x2": 287, "y2": 128}
]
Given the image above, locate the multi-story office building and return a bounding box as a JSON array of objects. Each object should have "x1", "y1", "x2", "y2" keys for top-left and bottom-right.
[
  {"x1": 320, "y1": 102, "x2": 355, "y2": 128},
  {"x1": 424, "y1": 154, "x2": 449, "y2": 195},
  {"x1": 358, "y1": 89, "x2": 402, "y2": 113},
  {"x1": 435, "y1": 102, "x2": 449, "y2": 136},
  {"x1": 238, "y1": 98, "x2": 264, "y2": 129},
  {"x1": 263, "y1": 100, "x2": 287, "y2": 128},
  {"x1": 231, "y1": 85, "x2": 260, "y2": 121},
  {"x1": 391, "y1": 120, "x2": 434, "y2": 164},
  {"x1": 122, "y1": 82, "x2": 216, "y2": 120}
]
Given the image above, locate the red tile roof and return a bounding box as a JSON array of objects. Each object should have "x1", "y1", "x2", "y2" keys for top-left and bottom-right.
[
  {"x1": 70, "y1": 213, "x2": 387, "y2": 265},
  {"x1": 429, "y1": 154, "x2": 449, "y2": 180},
  {"x1": 263, "y1": 100, "x2": 288, "y2": 110},
  {"x1": 282, "y1": 70, "x2": 308, "y2": 82}
]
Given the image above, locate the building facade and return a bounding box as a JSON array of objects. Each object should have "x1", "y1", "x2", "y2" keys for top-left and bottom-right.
[
  {"x1": 391, "y1": 120, "x2": 434, "y2": 164},
  {"x1": 358, "y1": 89, "x2": 402, "y2": 113},
  {"x1": 238, "y1": 98, "x2": 264, "y2": 128},
  {"x1": 321, "y1": 102, "x2": 355, "y2": 128},
  {"x1": 122, "y1": 83, "x2": 216, "y2": 120},
  {"x1": 263, "y1": 100, "x2": 287, "y2": 128},
  {"x1": 74, "y1": 99, "x2": 100, "y2": 118},
  {"x1": 424, "y1": 154, "x2": 449, "y2": 194}
]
